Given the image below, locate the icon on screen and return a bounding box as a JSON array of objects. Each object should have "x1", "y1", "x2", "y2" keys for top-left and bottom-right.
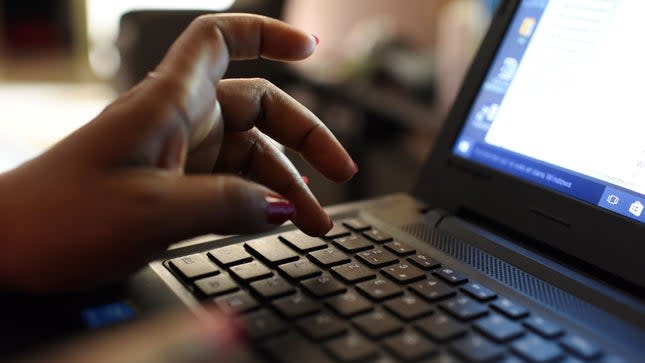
[
  {"x1": 498, "y1": 57, "x2": 519, "y2": 81},
  {"x1": 457, "y1": 140, "x2": 472, "y2": 154},
  {"x1": 629, "y1": 201, "x2": 643, "y2": 217},
  {"x1": 606, "y1": 195, "x2": 620, "y2": 205},
  {"x1": 518, "y1": 17, "x2": 536, "y2": 37}
]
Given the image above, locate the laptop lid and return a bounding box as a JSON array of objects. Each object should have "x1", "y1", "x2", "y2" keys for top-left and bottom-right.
[{"x1": 415, "y1": 0, "x2": 645, "y2": 290}]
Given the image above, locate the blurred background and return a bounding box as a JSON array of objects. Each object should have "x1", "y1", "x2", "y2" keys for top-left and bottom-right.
[{"x1": 0, "y1": 0, "x2": 498, "y2": 205}]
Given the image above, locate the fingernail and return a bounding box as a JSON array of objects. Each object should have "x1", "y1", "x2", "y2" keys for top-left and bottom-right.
[
  {"x1": 353, "y1": 160, "x2": 359, "y2": 173},
  {"x1": 301, "y1": 175, "x2": 310, "y2": 185},
  {"x1": 312, "y1": 34, "x2": 320, "y2": 46},
  {"x1": 266, "y1": 193, "x2": 296, "y2": 225}
]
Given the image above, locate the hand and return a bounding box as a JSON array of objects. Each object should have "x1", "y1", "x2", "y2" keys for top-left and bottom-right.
[{"x1": 0, "y1": 14, "x2": 357, "y2": 293}]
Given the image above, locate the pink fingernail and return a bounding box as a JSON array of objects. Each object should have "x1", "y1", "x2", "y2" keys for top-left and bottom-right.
[
  {"x1": 266, "y1": 193, "x2": 296, "y2": 225},
  {"x1": 312, "y1": 34, "x2": 320, "y2": 46},
  {"x1": 301, "y1": 175, "x2": 310, "y2": 185},
  {"x1": 353, "y1": 161, "x2": 359, "y2": 173}
]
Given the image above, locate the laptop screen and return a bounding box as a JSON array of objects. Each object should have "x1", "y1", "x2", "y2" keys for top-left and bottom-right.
[{"x1": 452, "y1": 0, "x2": 645, "y2": 224}]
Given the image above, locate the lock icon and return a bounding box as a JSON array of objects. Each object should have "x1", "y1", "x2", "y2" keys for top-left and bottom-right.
[{"x1": 629, "y1": 201, "x2": 643, "y2": 217}]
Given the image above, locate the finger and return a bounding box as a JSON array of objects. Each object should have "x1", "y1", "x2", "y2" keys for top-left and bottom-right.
[
  {"x1": 217, "y1": 78, "x2": 358, "y2": 183},
  {"x1": 216, "y1": 129, "x2": 332, "y2": 236}
]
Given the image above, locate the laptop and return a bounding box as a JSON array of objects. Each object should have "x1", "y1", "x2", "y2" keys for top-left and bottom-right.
[{"x1": 113, "y1": 0, "x2": 645, "y2": 362}]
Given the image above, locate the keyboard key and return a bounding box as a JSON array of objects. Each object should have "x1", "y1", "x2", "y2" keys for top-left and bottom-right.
[
  {"x1": 440, "y1": 296, "x2": 489, "y2": 321},
  {"x1": 384, "y1": 240, "x2": 416, "y2": 256},
  {"x1": 326, "y1": 290, "x2": 373, "y2": 317},
  {"x1": 342, "y1": 218, "x2": 371, "y2": 231},
  {"x1": 523, "y1": 316, "x2": 564, "y2": 338},
  {"x1": 324, "y1": 224, "x2": 352, "y2": 239},
  {"x1": 356, "y1": 248, "x2": 399, "y2": 268},
  {"x1": 262, "y1": 332, "x2": 334, "y2": 363},
  {"x1": 297, "y1": 312, "x2": 348, "y2": 341},
  {"x1": 363, "y1": 229, "x2": 393, "y2": 243},
  {"x1": 214, "y1": 290, "x2": 259, "y2": 314},
  {"x1": 229, "y1": 261, "x2": 272, "y2": 282},
  {"x1": 511, "y1": 334, "x2": 564, "y2": 363},
  {"x1": 326, "y1": 332, "x2": 380, "y2": 363},
  {"x1": 308, "y1": 247, "x2": 351, "y2": 267},
  {"x1": 434, "y1": 267, "x2": 468, "y2": 285},
  {"x1": 353, "y1": 309, "x2": 404, "y2": 339},
  {"x1": 273, "y1": 293, "x2": 321, "y2": 318},
  {"x1": 302, "y1": 273, "x2": 347, "y2": 297},
  {"x1": 560, "y1": 334, "x2": 602, "y2": 360},
  {"x1": 384, "y1": 330, "x2": 437, "y2": 361},
  {"x1": 408, "y1": 253, "x2": 441, "y2": 271},
  {"x1": 332, "y1": 262, "x2": 377, "y2": 283},
  {"x1": 280, "y1": 230, "x2": 327, "y2": 252},
  {"x1": 194, "y1": 274, "x2": 238, "y2": 297},
  {"x1": 415, "y1": 313, "x2": 467, "y2": 342},
  {"x1": 451, "y1": 334, "x2": 505, "y2": 363},
  {"x1": 491, "y1": 297, "x2": 530, "y2": 319},
  {"x1": 384, "y1": 294, "x2": 433, "y2": 320},
  {"x1": 249, "y1": 276, "x2": 295, "y2": 299},
  {"x1": 410, "y1": 278, "x2": 456, "y2": 301},
  {"x1": 208, "y1": 245, "x2": 252, "y2": 266},
  {"x1": 278, "y1": 259, "x2": 321, "y2": 280},
  {"x1": 474, "y1": 314, "x2": 525, "y2": 342},
  {"x1": 243, "y1": 309, "x2": 287, "y2": 340},
  {"x1": 245, "y1": 238, "x2": 299, "y2": 266},
  {"x1": 333, "y1": 234, "x2": 374, "y2": 253},
  {"x1": 356, "y1": 278, "x2": 403, "y2": 301},
  {"x1": 426, "y1": 352, "x2": 464, "y2": 363},
  {"x1": 169, "y1": 254, "x2": 218, "y2": 279},
  {"x1": 460, "y1": 282, "x2": 497, "y2": 301},
  {"x1": 382, "y1": 262, "x2": 426, "y2": 284}
]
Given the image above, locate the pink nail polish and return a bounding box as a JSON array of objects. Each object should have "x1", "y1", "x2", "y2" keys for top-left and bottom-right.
[
  {"x1": 353, "y1": 161, "x2": 359, "y2": 173},
  {"x1": 266, "y1": 193, "x2": 295, "y2": 225},
  {"x1": 301, "y1": 175, "x2": 310, "y2": 185},
  {"x1": 312, "y1": 34, "x2": 320, "y2": 46}
]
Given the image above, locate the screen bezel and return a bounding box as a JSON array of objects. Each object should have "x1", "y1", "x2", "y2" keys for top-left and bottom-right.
[{"x1": 414, "y1": 0, "x2": 645, "y2": 290}]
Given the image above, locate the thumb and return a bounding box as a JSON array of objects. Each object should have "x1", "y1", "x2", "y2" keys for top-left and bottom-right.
[{"x1": 11, "y1": 307, "x2": 249, "y2": 363}]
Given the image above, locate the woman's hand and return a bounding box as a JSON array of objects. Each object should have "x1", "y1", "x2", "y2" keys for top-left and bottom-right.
[{"x1": 0, "y1": 14, "x2": 357, "y2": 293}]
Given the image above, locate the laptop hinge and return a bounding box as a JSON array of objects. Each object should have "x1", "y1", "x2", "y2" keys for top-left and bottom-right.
[{"x1": 423, "y1": 209, "x2": 450, "y2": 228}]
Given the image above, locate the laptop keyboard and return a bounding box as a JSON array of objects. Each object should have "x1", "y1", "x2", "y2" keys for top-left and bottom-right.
[{"x1": 164, "y1": 218, "x2": 618, "y2": 363}]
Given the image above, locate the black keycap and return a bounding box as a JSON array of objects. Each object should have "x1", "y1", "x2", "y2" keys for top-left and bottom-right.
[
  {"x1": 353, "y1": 309, "x2": 404, "y2": 338},
  {"x1": 560, "y1": 335, "x2": 602, "y2": 360},
  {"x1": 262, "y1": 333, "x2": 334, "y2": 363},
  {"x1": 278, "y1": 259, "x2": 321, "y2": 280},
  {"x1": 356, "y1": 278, "x2": 403, "y2": 301},
  {"x1": 356, "y1": 248, "x2": 399, "y2": 268},
  {"x1": 245, "y1": 238, "x2": 299, "y2": 266},
  {"x1": 194, "y1": 274, "x2": 238, "y2": 297},
  {"x1": 272, "y1": 293, "x2": 321, "y2": 318},
  {"x1": 384, "y1": 330, "x2": 437, "y2": 361},
  {"x1": 408, "y1": 253, "x2": 441, "y2": 271},
  {"x1": 434, "y1": 267, "x2": 468, "y2": 285},
  {"x1": 326, "y1": 333, "x2": 380, "y2": 363},
  {"x1": 302, "y1": 273, "x2": 347, "y2": 297},
  {"x1": 474, "y1": 314, "x2": 525, "y2": 342},
  {"x1": 214, "y1": 290, "x2": 259, "y2": 314},
  {"x1": 363, "y1": 229, "x2": 393, "y2": 243},
  {"x1": 460, "y1": 282, "x2": 497, "y2": 301},
  {"x1": 384, "y1": 240, "x2": 416, "y2": 256},
  {"x1": 280, "y1": 230, "x2": 328, "y2": 252},
  {"x1": 498, "y1": 356, "x2": 529, "y2": 363},
  {"x1": 523, "y1": 316, "x2": 564, "y2": 338},
  {"x1": 415, "y1": 313, "x2": 467, "y2": 342},
  {"x1": 208, "y1": 245, "x2": 252, "y2": 266},
  {"x1": 332, "y1": 261, "x2": 376, "y2": 283},
  {"x1": 383, "y1": 294, "x2": 433, "y2": 321},
  {"x1": 326, "y1": 290, "x2": 373, "y2": 317},
  {"x1": 410, "y1": 278, "x2": 456, "y2": 301},
  {"x1": 229, "y1": 261, "x2": 272, "y2": 282},
  {"x1": 169, "y1": 254, "x2": 218, "y2": 279},
  {"x1": 426, "y1": 352, "x2": 464, "y2": 363},
  {"x1": 333, "y1": 234, "x2": 374, "y2": 253},
  {"x1": 308, "y1": 247, "x2": 351, "y2": 267},
  {"x1": 324, "y1": 224, "x2": 352, "y2": 239},
  {"x1": 511, "y1": 334, "x2": 564, "y2": 363},
  {"x1": 382, "y1": 262, "x2": 426, "y2": 284},
  {"x1": 243, "y1": 309, "x2": 287, "y2": 340},
  {"x1": 451, "y1": 334, "x2": 505, "y2": 363},
  {"x1": 342, "y1": 218, "x2": 371, "y2": 231},
  {"x1": 297, "y1": 312, "x2": 348, "y2": 341},
  {"x1": 440, "y1": 296, "x2": 489, "y2": 321},
  {"x1": 491, "y1": 297, "x2": 529, "y2": 319},
  {"x1": 249, "y1": 276, "x2": 295, "y2": 299}
]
